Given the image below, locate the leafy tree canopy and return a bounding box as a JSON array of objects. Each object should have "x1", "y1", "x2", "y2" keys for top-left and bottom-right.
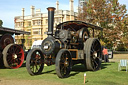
[{"x1": 78, "y1": 0, "x2": 128, "y2": 50}]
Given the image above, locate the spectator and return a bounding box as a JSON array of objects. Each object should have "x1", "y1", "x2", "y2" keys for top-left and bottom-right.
[{"x1": 102, "y1": 47, "x2": 109, "y2": 62}]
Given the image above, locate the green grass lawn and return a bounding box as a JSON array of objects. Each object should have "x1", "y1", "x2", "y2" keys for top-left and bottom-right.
[{"x1": 0, "y1": 62, "x2": 128, "y2": 85}]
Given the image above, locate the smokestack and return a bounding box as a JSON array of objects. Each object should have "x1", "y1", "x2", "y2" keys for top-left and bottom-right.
[{"x1": 47, "y1": 7, "x2": 56, "y2": 36}]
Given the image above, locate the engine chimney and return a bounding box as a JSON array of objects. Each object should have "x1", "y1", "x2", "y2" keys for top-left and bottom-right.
[{"x1": 47, "y1": 7, "x2": 56, "y2": 36}]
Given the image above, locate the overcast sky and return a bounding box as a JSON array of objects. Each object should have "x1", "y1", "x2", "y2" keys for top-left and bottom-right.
[{"x1": 0, "y1": 0, "x2": 127, "y2": 28}]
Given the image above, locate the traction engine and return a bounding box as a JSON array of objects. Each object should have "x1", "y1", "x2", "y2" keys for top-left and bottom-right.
[
  {"x1": 0, "y1": 27, "x2": 29, "y2": 69},
  {"x1": 26, "y1": 7, "x2": 102, "y2": 78}
]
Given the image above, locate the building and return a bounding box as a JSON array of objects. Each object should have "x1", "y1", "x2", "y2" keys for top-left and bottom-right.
[
  {"x1": 78, "y1": 0, "x2": 89, "y2": 18},
  {"x1": 14, "y1": 0, "x2": 78, "y2": 49},
  {"x1": 78, "y1": 0, "x2": 88, "y2": 8}
]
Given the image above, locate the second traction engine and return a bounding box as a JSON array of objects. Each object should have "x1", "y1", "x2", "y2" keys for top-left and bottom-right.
[{"x1": 26, "y1": 7, "x2": 102, "y2": 78}]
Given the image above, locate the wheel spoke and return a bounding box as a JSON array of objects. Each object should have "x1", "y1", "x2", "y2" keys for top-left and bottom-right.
[
  {"x1": 56, "y1": 49, "x2": 72, "y2": 78},
  {"x1": 60, "y1": 61, "x2": 65, "y2": 64},
  {"x1": 26, "y1": 48, "x2": 44, "y2": 75},
  {"x1": 92, "y1": 58, "x2": 98, "y2": 68},
  {"x1": 32, "y1": 65, "x2": 35, "y2": 72},
  {"x1": 94, "y1": 42, "x2": 98, "y2": 49},
  {"x1": 85, "y1": 38, "x2": 101, "y2": 71},
  {"x1": 60, "y1": 65, "x2": 65, "y2": 72},
  {"x1": 91, "y1": 45, "x2": 95, "y2": 53},
  {"x1": 3, "y1": 44, "x2": 24, "y2": 69}
]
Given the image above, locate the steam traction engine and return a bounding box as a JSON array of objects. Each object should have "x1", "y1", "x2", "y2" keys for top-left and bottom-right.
[
  {"x1": 26, "y1": 7, "x2": 103, "y2": 78},
  {"x1": 0, "y1": 27, "x2": 30, "y2": 69}
]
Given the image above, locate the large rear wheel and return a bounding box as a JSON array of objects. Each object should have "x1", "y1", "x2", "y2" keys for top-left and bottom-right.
[
  {"x1": 3, "y1": 44, "x2": 24, "y2": 69},
  {"x1": 56, "y1": 49, "x2": 72, "y2": 78},
  {"x1": 0, "y1": 34, "x2": 14, "y2": 49},
  {"x1": 26, "y1": 48, "x2": 44, "y2": 75},
  {"x1": 84, "y1": 38, "x2": 101, "y2": 71}
]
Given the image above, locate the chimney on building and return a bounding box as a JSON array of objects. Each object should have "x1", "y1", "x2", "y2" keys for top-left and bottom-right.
[
  {"x1": 36, "y1": 9, "x2": 41, "y2": 14},
  {"x1": 22, "y1": 8, "x2": 25, "y2": 17},
  {"x1": 69, "y1": 0, "x2": 74, "y2": 20},
  {"x1": 31, "y1": 6, "x2": 35, "y2": 17},
  {"x1": 70, "y1": 0, "x2": 74, "y2": 12},
  {"x1": 56, "y1": 0, "x2": 59, "y2": 11}
]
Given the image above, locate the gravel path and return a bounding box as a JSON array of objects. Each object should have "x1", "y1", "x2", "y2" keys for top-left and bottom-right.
[
  {"x1": 109, "y1": 54, "x2": 128, "y2": 62},
  {"x1": 0, "y1": 79, "x2": 65, "y2": 85}
]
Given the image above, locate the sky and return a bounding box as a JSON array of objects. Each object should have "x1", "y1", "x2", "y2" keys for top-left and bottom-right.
[{"x1": 0, "y1": 0, "x2": 128, "y2": 28}]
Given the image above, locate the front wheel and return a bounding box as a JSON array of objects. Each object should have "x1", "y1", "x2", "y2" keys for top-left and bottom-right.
[
  {"x1": 26, "y1": 48, "x2": 44, "y2": 75},
  {"x1": 55, "y1": 49, "x2": 72, "y2": 78}
]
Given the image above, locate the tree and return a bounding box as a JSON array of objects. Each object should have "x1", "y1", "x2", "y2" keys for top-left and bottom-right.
[
  {"x1": 108, "y1": 1, "x2": 127, "y2": 50},
  {"x1": 119, "y1": 14, "x2": 128, "y2": 49},
  {"x1": 78, "y1": 0, "x2": 128, "y2": 49},
  {"x1": 0, "y1": 19, "x2": 3, "y2": 27}
]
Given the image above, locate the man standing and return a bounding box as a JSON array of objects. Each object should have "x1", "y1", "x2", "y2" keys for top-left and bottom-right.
[{"x1": 102, "y1": 47, "x2": 109, "y2": 62}]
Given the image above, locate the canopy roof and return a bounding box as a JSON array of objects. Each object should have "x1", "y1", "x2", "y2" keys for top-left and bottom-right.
[
  {"x1": 0, "y1": 27, "x2": 30, "y2": 35},
  {"x1": 56, "y1": 21, "x2": 103, "y2": 31}
]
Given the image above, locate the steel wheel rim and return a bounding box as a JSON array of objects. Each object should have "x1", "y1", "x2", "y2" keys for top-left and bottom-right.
[
  {"x1": 30, "y1": 51, "x2": 44, "y2": 74},
  {"x1": 56, "y1": 49, "x2": 72, "y2": 78},
  {"x1": 84, "y1": 38, "x2": 101, "y2": 71},
  {"x1": 90, "y1": 39, "x2": 101, "y2": 70},
  {"x1": 0, "y1": 34, "x2": 14, "y2": 49},
  {"x1": 60, "y1": 52, "x2": 70, "y2": 77},
  {"x1": 26, "y1": 48, "x2": 44, "y2": 75},
  {"x1": 3, "y1": 44, "x2": 24, "y2": 69}
]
